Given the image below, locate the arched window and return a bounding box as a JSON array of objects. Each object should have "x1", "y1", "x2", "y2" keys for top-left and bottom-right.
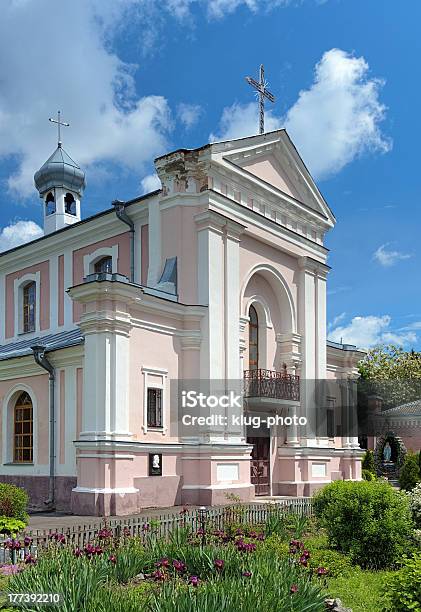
[
  {"x1": 64, "y1": 193, "x2": 76, "y2": 215},
  {"x1": 94, "y1": 256, "x2": 113, "y2": 274},
  {"x1": 45, "y1": 192, "x2": 55, "y2": 215},
  {"x1": 23, "y1": 281, "x2": 36, "y2": 333},
  {"x1": 14, "y1": 392, "x2": 33, "y2": 463},
  {"x1": 249, "y1": 305, "x2": 259, "y2": 370}
]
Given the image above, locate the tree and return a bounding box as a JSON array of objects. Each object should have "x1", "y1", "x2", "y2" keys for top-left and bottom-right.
[
  {"x1": 399, "y1": 452, "x2": 421, "y2": 491},
  {"x1": 358, "y1": 345, "x2": 421, "y2": 410}
]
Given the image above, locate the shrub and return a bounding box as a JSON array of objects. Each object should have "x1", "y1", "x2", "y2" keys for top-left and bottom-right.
[
  {"x1": 362, "y1": 449, "x2": 376, "y2": 474},
  {"x1": 313, "y1": 480, "x2": 414, "y2": 568},
  {"x1": 408, "y1": 482, "x2": 421, "y2": 528},
  {"x1": 383, "y1": 553, "x2": 421, "y2": 611},
  {"x1": 308, "y1": 548, "x2": 354, "y2": 578},
  {"x1": 0, "y1": 516, "x2": 26, "y2": 535},
  {"x1": 362, "y1": 469, "x2": 376, "y2": 481},
  {"x1": 0, "y1": 484, "x2": 28, "y2": 522},
  {"x1": 399, "y1": 452, "x2": 421, "y2": 491}
]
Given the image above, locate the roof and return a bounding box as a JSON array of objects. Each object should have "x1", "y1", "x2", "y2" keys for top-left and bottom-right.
[
  {"x1": 34, "y1": 144, "x2": 86, "y2": 196},
  {"x1": 382, "y1": 399, "x2": 421, "y2": 418},
  {"x1": 0, "y1": 329, "x2": 84, "y2": 362},
  {"x1": 327, "y1": 339, "x2": 362, "y2": 352},
  {"x1": 0, "y1": 190, "x2": 159, "y2": 260}
]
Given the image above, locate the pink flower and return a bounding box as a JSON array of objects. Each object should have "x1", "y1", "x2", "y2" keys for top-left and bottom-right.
[
  {"x1": 214, "y1": 559, "x2": 224, "y2": 570},
  {"x1": 108, "y1": 555, "x2": 117, "y2": 564},
  {"x1": 242, "y1": 570, "x2": 252, "y2": 577},
  {"x1": 142, "y1": 523, "x2": 150, "y2": 532},
  {"x1": 317, "y1": 567, "x2": 328, "y2": 576},
  {"x1": 97, "y1": 528, "x2": 113, "y2": 540},
  {"x1": 189, "y1": 575, "x2": 199, "y2": 587},
  {"x1": 290, "y1": 584, "x2": 298, "y2": 594},
  {"x1": 74, "y1": 547, "x2": 82, "y2": 557},
  {"x1": 0, "y1": 564, "x2": 23, "y2": 576}
]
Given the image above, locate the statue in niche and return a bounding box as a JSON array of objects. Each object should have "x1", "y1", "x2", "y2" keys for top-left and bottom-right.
[{"x1": 383, "y1": 441, "x2": 392, "y2": 463}]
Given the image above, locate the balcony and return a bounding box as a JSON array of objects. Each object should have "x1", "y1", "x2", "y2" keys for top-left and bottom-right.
[{"x1": 244, "y1": 368, "x2": 300, "y2": 402}]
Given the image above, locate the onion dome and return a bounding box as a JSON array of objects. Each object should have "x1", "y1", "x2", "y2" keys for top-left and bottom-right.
[{"x1": 34, "y1": 144, "x2": 86, "y2": 196}]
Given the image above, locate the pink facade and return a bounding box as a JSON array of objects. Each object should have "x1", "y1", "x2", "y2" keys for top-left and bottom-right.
[{"x1": 0, "y1": 130, "x2": 365, "y2": 515}]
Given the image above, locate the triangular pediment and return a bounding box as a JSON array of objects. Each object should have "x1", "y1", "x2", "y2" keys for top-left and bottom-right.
[{"x1": 210, "y1": 130, "x2": 335, "y2": 225}]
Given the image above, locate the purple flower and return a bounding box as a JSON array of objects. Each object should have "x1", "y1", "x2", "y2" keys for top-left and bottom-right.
[
  {"x1": 256, "y1": 533, "x2": 265, "y2": 541},
  {"x1": 24, "y1": 553, "x2": 36, "y2": 565},
  {"x1": 214, "y1": 559, "x2": 224, "y2": 571},
  {"x1": 74, "y1": 547, "x2": 83, "y2": 557},
  {"x1": 173, "y1": 559, "x2": 186, "y2": 572},
  {"x1": 0, "y1": 564, "x2": 23, "y2": 576},
  {"x1": 84, "y1": 543, "x2": 95, "y2": 556},
  {"x1": 153, "y1": 569, "x2": 165, "y2": 581},
  {"x1": 94, "y1": 545, "x2": 103, "y2": 555},
  {"x1": 196, "y1": 528, "x2": 205, "y2": 536},
  {"x1": 23, "y1": 536, "x2": 32, "y2": 547},
  {"x1": 290, "y1": 584, "x2": 298, "y2": 594},
  {"x1": 299, "y1": 555, "x2": 308, "y2": 567},
  {"x1": 123, "y1": 527, "x2": 131, "y2": 537},
  {"x1": 156, "y1": 558, "x2": 170, "y2": 568},
  {"x1": 142, "y1": 523, "x2": 150, "y2": 532},
  {"x1": 242, "y1": 570, "x2": 252, "y2": 577},
  {"x1": 317, "y1": 567, "x2": 328, "y2": 576},
  {"x1": 97, "y1": 528, "x2": 113, "y2": 540},
  {"x1": 189, "y1": 575, "x2": 199, "y2": 587},
  {"x1": 109, "y1": 555, "x2": 117, "y2": 564}
]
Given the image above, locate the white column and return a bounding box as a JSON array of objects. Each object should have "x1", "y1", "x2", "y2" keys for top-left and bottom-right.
[
  {"x1": 224, "y1": 220, "x2": 245, "y2": 381},
  {"x1": 147, "y1": 199, "x2": 162, "y2": 287},
  {"x1": 0, "y1": 273, "x2": 5, "y2": 343},
  {"x1": 63, "y1": 247, "x2": 73, "y2": 327},
  {"x1": 79, "y1": 313, "x2": 133, "y2": 440},
  {"x1": 195, "y1": 211, "x2": 226, "y2": 381}
]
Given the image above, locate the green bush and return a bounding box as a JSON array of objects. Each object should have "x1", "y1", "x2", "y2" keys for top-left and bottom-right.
[
  {"x1": 0, "y1": 483, "x2": 28, "y2": 522},
  {"x1": 0, "y1": 516, "x2": 26, "y2": 535},
  {"x1": 362, "y1": 449, "x2": 376, "y2": 474},
  {"x1": 408, "y1": 483, "x2": 421, "y2": 528},
  {"x1": 399, "y1": 452, "x2": 421, "y2": 491},
  {"x1": 383, "y1": 553, "x2": 421, "y2": 611},
  {"x1": 308, "y1": 548, "x2": 354, "y2": 578},
  {"x1": 362, "y1": 469, "x2": 376, "y2": 481},
  {"x1": 313, "y1": 480, "x2": 414, "y2": 568}
]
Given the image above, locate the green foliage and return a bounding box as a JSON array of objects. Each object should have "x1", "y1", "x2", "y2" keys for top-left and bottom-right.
[
  {"x1": 0, "y1": 483, "x2": 28, "y2": 522},
  {"x1": 358, "y1": 345, "x2": 421, "y2": 408},
  {"x1": 327, "y1": 568, "x2": 393, "y2": 612},
  {"x1": 148, "y1": 553, "x2": 326, "y2": 612},
  {"x1": 290, "y1": 513, "x2": 308, "y2": 539},
  {"x1": 308, "y1": 548, "x2": 354, "y2": 578},
  {"x1": 313, "y1": 480, "x2": 414, "y2": 568},
  {"x1": 362, "y1": 450, "x2": 375, "y2": 474},
  {"x1": 399, "y1": 452, "x2": 421, "y2": 491},
  {"x1": 7, "y1": 547, "x2": 111, "y2": 612},
  {"x1": 408, "y1": 483, "x2": 421, "y2": 528},
  {"x1": 0, "y1": 516, "x2": 26, "y2": 535},
  {"x1": 383, "y1": 554, "x2": 421, "y2": 611},
  {"x1": 362, "y1": 469, "x2": 376, "y2": 481}
]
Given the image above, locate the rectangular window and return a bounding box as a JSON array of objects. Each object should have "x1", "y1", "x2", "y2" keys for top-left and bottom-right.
[
  {"x1": 326, "y1": 409, "x2": 335, "y2": 438},
  {"x1": 147, "y1": 388, "x2": 163, "y2": 428}
]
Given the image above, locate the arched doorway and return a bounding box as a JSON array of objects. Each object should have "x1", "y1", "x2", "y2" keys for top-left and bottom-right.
[{"x1": 13, "y1": 391, "x2": 33, "y2": 463}]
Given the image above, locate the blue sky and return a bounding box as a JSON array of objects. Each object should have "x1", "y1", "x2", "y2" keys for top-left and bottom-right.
[{"x1": 0, "y1": 0, "x2": 420, "y2": 349}]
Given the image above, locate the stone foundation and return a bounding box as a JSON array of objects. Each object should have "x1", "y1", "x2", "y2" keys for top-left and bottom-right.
[{"x1": 0, "y1": 475, "x2": 76, "y2": 511}]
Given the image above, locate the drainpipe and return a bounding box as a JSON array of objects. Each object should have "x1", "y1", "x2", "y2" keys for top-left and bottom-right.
[
  {"x1": 31, "y1": 345, "x2": 55, "y2": 510},
  {"x1": 112, "y1": 200, "x2": 135, "y2": 283}
]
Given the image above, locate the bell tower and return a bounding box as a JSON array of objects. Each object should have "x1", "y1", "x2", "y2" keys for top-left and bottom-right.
[{"x1": 34, "y1": 111, "x2": 86, "y2": 235}]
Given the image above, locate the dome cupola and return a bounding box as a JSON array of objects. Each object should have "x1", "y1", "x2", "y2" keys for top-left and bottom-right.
[{"x1": 34, "y1": 111, "x2": 86, "y2": 235}]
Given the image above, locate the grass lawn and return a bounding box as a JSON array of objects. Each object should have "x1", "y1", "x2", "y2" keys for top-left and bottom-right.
[{"x1": 327, "y1": 569, "x2": 393, "y2": 612}]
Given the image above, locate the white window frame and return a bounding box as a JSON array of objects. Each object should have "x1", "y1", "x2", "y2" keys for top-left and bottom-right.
[
  {"x1": 14, "y1": 272, "x2": 41, "y2": 337},
  {"x1": 83, "y1": 245, "x2": 119, "y2": 278},
  {"x1": 2, "y1": 384, "x2": 38, "y2": 468},
  {"x1": 141, "y1": 366, "x2": 168, "y2": 434}
]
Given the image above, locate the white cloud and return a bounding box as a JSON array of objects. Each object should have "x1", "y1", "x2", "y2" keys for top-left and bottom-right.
[
  {"x1": 210, "y1": 102, "x2": 281, "y2": 142},
  {"x1": 373, "y1": 243, "x2": 411, "y2": 267},
  {"x1": 211, "y1": 48, "x2": 391, "y2": 180},
  {"x1": 328, "y1": 315, "x2": 416, "y2": 349},
  {"x1": 0, "y1": 0, "x2": 173, "y2": 199},
  {"x1": 140, "y1": 173, "x2": 161, "y2": 193},
  {"x1": 177, "y1": 103, "x2": 203, "y2": 129},
  {"x1": 0, "y1": 220, "x2": 43, "y2": 253}
]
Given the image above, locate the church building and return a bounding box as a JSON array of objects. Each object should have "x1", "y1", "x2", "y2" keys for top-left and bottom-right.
[{"x1": 0, "y1": 128, "x2": 364, "y2": 516}]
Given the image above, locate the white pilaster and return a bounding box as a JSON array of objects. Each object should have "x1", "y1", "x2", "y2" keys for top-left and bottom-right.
[{"x1": 147, "y1": 199, "x2": 162, "y2": 287}]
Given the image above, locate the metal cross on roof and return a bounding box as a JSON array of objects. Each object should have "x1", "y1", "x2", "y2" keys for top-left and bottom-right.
[
  {"x1": 49, "y1": 110, "x2": 69, "y2": 147},
  {"x1": 245, "y1": 64, "x2": 275, "y2": 135}
]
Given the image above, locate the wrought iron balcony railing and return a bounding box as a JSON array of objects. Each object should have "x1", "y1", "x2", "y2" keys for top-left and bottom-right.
[{"x1": 244, "y1": 368, "x2": 300, "y2": 401}]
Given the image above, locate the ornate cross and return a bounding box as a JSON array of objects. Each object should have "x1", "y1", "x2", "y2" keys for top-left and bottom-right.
[
  {"x1": 49, "y1": 110, "x2": 69, "y2": 147},
  {"x1": 245, "y1": 64, "x2": 275, "y2": 135}
]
